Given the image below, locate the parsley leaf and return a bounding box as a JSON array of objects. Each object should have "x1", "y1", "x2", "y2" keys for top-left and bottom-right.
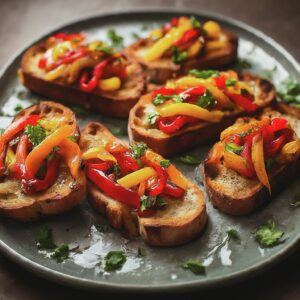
[
  {"x1": 14, "y1": 104, "x2": 23, "y2": 114},
  {"x1": 226, "y1": 228, "x2": 240, "y2": 240},
  {"x1": 104, "y1": 251, "x2": 126, "y2": 271},
  {"x1": 140, "y1": 195, "x2": 167, "y2": 211},
  {"x1": 225, "y1": 78, "x2": 237, "y2": 87},
  {"x1": 278, "y1": 78, "x2": 300, "y2": 106},
  {"x1": 225, "y1": 143, "x2": 243, "y2": 154},
  {"x1": 130, "y1": 142, "x2": 147, "y2": 159},
  {"x1": 107, "y1": 29, "x2": 124, "y2": 49},
  {"x1": 196, "y1": 90, "x2": 216, "y2": 109},
  {"x1": 153, "y1": 93, "x2": 182, "y2": 106},
  {"x1": 36, "y1": 227, "x2": 56, "y2": 250},
  {"x1": 180, "y1": 260, "x2": 205, "y2": 275},
  {"x1": 24, "y1": 124, "x2": 46, "y2": 147},
  {"x1": 146, "y1": 112, "x2": 159, "y2": 125},
  {"x1": 171, "y1": 46, "x2": 187, "y2": 64},
  {"x1": 95, "y1": 45, "x2": 114, "y2": 55},
  {"x1": 265, "y1": 157, "x2": 276, "y2": 171},
  {"x1": 188, "y1": 69, "x2": 220, "y2": 79},
  {"x1": 239, "y1": 128, "x2": 253, "y2": 138},
  {"x1": 160, "y1": 159, "x2": 170, "y2": 168},
  {"x1": 107, "y1": 164, "x2": 121, "y2": 179},
  {"x1": 189, "y1": 16, "x2": 202, "y2": 29},
  {"x1": 175, "y1": 154, "x2": 201, "y2": 166},
  {"x1": 254, "y1": 220, "x2": 284, "y2": 247},
  {"x1": 50, "y1": 244, "x2": 69, "y2": 263}
]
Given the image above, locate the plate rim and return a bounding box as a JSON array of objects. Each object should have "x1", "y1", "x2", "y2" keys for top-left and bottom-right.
[{"x1": 0, "y1": 7, "x2": 299, "y2": 292}]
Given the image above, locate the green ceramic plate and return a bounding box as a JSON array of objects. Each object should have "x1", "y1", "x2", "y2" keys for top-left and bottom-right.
[{"x1": 0, "y1": 9, "x2": 299, "y2": 292}]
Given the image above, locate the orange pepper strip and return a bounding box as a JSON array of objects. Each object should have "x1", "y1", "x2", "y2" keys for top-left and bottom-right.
[
  {"x1": 59, "y1": 139, "x2": 81, "y2": 179},
  {"x1": 223, "y1": 151, "x2": 249, "y2": 176},
  {"x1": 144, "y1": 150, "x2": 188, "y2": 190},
  {"x1": 25, "y1": 125, "x2": 74, "y2": 176},
  {"x1": 251, "y1": 134, "x2": 271, "y2": 193},
  {"x1": 207, "y1": 142, "x2": 224, "y2": 164},
  {"x1": 138, "y1": 180, "x2": 146, "y2": 196}
]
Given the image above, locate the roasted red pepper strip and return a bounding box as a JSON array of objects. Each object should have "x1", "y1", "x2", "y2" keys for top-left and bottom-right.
[
  {"x1": 239, "y1": 132, "x2": 257, "y2": 178},
  {"x1": 38, "y1": 57, "x2": 47, "y2": 69},
  {"x1": 86, "y1": 161, "x2": 113, "y2": 171},
  {"x1": 264, "y1": 129, "x2": 292, "y2": 157},
  {"x1": 22, "y1": 154, "x2": 60, "y2": 194},
  {"x1": 50, "y1": 48, "x2": 88, "y2": 70},
  {"x1": 9, "y1": 135, "x2": 30, "y2": 180},
  {"x1": 157, "y1": 115, "x2": 197, "y2": 134},
  {"x1": 54, "y1": 33, "x2": 85, "y2": 41},
  {"x1": 225, "y1": 92, "x2": 258, "y2": 113},
  {"x1": 153, "y1": 87, "x2": 176, "y2": 97},
  {"x1": 0, "y1": 115, "x2": 40, "y2": 177},
  {"x1": 87, "y1": 167, "x2": 140, "y2": 209},
  {"x1": 174, "y1": 29, "x2": 199, "y2": 47},
  {"x1": 213, "y1": 75, "x2": 226, "y2": 89},
  {"x1": 163, "y1": 182, "x2": 185, "y2": 198}
]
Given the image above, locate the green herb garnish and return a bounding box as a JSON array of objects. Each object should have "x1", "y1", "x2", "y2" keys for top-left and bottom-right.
[
  {"x1": 146, "y1": 112, "x2": 159, "y2": 125},
  {"x1": 14, "y1": 104, "x2": 23, "y2": 113},
  {"x1": 67, "y1": 135, "x2": 77, "y2": 142},
  {"x1": 196, "y1": 90, "x2": 216, "y2": 109},
  {"x1": 171, "y1": 46, "x2": 187, "y2": 64},
  {"x1": 153, "y1": 93, "x2": 182, "y2": 106},
  {"x1": 24, "y1": 124, "x2": 46, "y2": 147},
  {"x1": 188, "y1": 69, "x2": 220, "y2": 79},
  {"x1": 104, "y1": 251, "x2": 126, "y2": 271},
  {"x1": 239, "y1": 128, "x2": 253, "y2": 138},
  {"x1": 254, "y1": 220, "x2": 284, "y2": 247},
  {"x1": 226, "y1": 229, "x2": 240, "y2": 240},
  {"x1": 189, "y1": 16, "x2": 201, "y2": 29},
  {"x1": 48, "y1": 146, "x2": 60, "y2": 160},
  {"x1": 50, "y1": 244, "x2": 69, "y2": 263},
  {"x1": 278, "y1": 78, "x2": 300, "y2": 106},
  {"x1": 36, "y1": 227, "x2": 56, "y2": 250},
  {"x1": 160, "y1": 159, "x2": 170, "y2": 168},
  {"x1": 107, "y1": 29, "x2": 124, "y2": 49},
  {"x1": 108, "y1": 164, "x2": 121, "y2": 179},
  {"x1": 180, "y1": 260, "x2": 205, "y2": 275},
  {"x1": 96, "y1": 45, "x2": 114, "y2": 55},
  {"x1": 175, "y1": 154, "x2": 201, "y2": 166},
  {"x1": 265, "y1": 157, "x2": 276, "y2": 171},
  {"x1": 130, "y1": 142, "x2": 147, "y2": 159},
  {"x1": 225, "y1": 143, "x2": 243, "y2": 154},
  {"x1": 140, "y1": 195, "x2": 167, "y2": 211},
  {"x1": 225, "y1": 78, "x2": 237, "y2": 87}
]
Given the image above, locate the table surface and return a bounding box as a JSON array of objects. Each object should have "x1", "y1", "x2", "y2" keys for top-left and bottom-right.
[{"x1": 0, "y1": 0, "x2": 299, "y2": 299}]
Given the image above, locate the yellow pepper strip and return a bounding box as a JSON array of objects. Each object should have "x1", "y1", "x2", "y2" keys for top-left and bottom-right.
[
  {"x1": 44, "y1": 64, "x2": 68, "y2": 81},
  {"x1": 52, "y1": 41, "x2": 72, "y2": 61},
  {"x1": 68, "y1": 57, "x2": 95, "y2": 84},
  {"x1": 150, "y1": 29, "x2": 163, "y2": 40},
  {"x1": 144, "y1": 150, "x2": 188, "y2": 190},
  {"x1": 205, "y1": 40, "x2": 227, "y2": 51},
  {"x1": 203, "y1": 21, "x2": 221, "y2": 39},
  {"x1": 187, "y1": 41, "x2": 203, "y2": 58},
  {"x1": 157, "y1": 103, "x2": 224, "y2": 123},
  {"x1": 82, "y1": 146, "x2": 117, "y2": 162},
  {"x1": 99, "y1": 77, "x2": 121, "y2": 91},
  {"x1": 251, "y1": 134, "x2": 271, "y2": 193},
  {"x1": 174, "y1": 76, "x2": 233, "y2": 108},
  {"x1": 224, "y1": 151, "x2": 249, "y2": 176},
  {"x1": 144, "y1": 17, "x2": 193, "y2": 62},
  {"x1": 117, "y1": 167, "x2": 156, "y2": 189},
  {"x1": 5, "y1": 147, "x2": 16, "y2": 168},
  {"x1": 281, "y1": 140, "x2": 300, "y2": 155},
  {"x1": 25, "y1": 125, "x2": 74, "y2": 176},
  {"x1": 58, "y1": 139, "x2": 81, "y2": 179},
  {"x1": 207, "y1": 142, "x2": 224, "y2": 164}
]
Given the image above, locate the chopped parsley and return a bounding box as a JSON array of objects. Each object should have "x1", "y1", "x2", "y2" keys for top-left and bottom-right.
[
  {"x1": 254, "y1": 220, "x2": 284, "y2": 247},
  {"x1": 189, "y1": 16, "x2": 201, "y2": 29},
  {"x1": 175, "y1": 154, "x2": 201, "y2": 166},
  {"x1": 237, "y1": 58, "x2": 252, "y2": 69},
  {"x1": 225, "y1": 78, "x2": 237, "y2": 87},
  {"x1": 14, "y1": 104, "x2": 23, "y2": 113},
  {"x1": 107, "y1": 29, "x2": 124, "y2": 49},
  {"x1": 226, "y1": 228, "x2": 240, "y2": 240},
  {"x1": 95, "y1": 45, "x2": 114, "y2": 55},
  {"x1": 153, "y1": 93, "x2": 182, "y2": 106},
  {"x1": 67, "y1": 135, "x2": 76, "y2": 142},
  {"x1": 146, "y1": 112, "x2": 159, "y2": 125},
  {"x1": 239, "y1": 128, "x2": 253, "y2": 138},
  {"x1": 140, "y1": 195, "x2": 167, "y2": 211},
  {"x1": 24, "y1": 124, "x2": 46, "y2": 147},
  {"x1": 130, "y1": 142, "x2": 147, "y2": 159},
  {"x1": 188, "y1": 69, "x2": 220, "y2": 79},
  {"x1": 104, "y1": 251, "x2": 126, "y2": 271},
  {"x1": 160, "y1": 159, "x2": 170, "y2": 168},
  {"x1": 180, "y1": 260, "x2": 205, "y2": 275},
  {"x1": 50, "y1": 244, "x2": 69, "y2": 263},
  {"x1": 196, "y1": 90, "x2": 216, "y2": 109},
  {"x1": 225, "y1": 143, "x2": 243, "y2": 154},
  {"x1": 278, "y1": 78, "x2": 300, "y2": 107},
  {"x1": 171, "y1": 46, "x2": 187, "y2": 64}
]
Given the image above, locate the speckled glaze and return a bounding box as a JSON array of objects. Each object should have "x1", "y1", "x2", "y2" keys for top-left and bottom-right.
[{"x1": 0, "y1": 9, "x2": 299, "y2": 293}]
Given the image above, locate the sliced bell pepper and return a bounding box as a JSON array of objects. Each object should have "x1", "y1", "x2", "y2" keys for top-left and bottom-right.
[
  {"x1": 82, "y1": 147, "x2": 117, "y2": 163},
  {"x1": 225, "y1": 92, "x2": 257, "y2": 113},
  {"x1": 163, "y1": 182, "x2": 185, "y2": 198},
  {"x1": 203, "y1": 21, "x2": 221, "y2": 38},
  {"x1": 87, "y1": 167, "x2": 140, "y2": 209},
  {"x1": 251, "y1": 134, "x2": 271, "y2": 193},
  {"x1": 157, "y1": 103, "x2": 224, "y2": 122},
  {"x1": 281, "y1": 140, "x2": 300, "y2": 155},
  {"x1": 223, "y1": 150, "x2": 251, "y2": 178},
  {"x1": 174, "y1": 29, "x2": 199, "y2": 47},
  {"x1": 99, "y1": 77, "x2": 121, "y2": 91},
  {"x1": 44, "y1": 64, "x2": 68, "y2": 81},
  {"x1": 157, "y1": 115, "x2": 195, "y2": 134},
  {"x1": 38, "y1": 57, "x2": 47, "y2": 69},
  {"x1": 25, "y1": 125, "x2": 74, "y2": 177},
  {"x1": 54, "y1": 33, "x2": 85, "y2": 42},
  {"x1": 0, "y1": 115, "x2": 40, "y2": 176},
  {"x1": 59, "y1": 139, "x2": 81, "y2": 179},
  {"x1": 110, "y1": 150, "x2": 139, "y2": 175},
  {"x1": 117, "y1": 167, "x2": 156, "y2": 189},
  {"x1": 67, "y1": 56, "x2": 95, "y2": 84},
  {"x1": 206, "y1": 141, "x2": 224, "y2": 164}
]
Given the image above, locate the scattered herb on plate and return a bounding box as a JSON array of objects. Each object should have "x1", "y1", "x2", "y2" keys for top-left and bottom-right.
[
  {"x1": 277, "y1": 78, "x2": 300, "y2": 107},
  {"x1": 175, "y1": 154, "x2": 201, "y2": 166},
  {"x1": 180, "y1": 260, "x2": 205, "y2": 275},
  {"x1": 188, "y1": 69, "x2": 220, "y2": 79},
  {"x1": 226, "y1": 228, "x2": 240, "y2": 240},
  {"x1": 107, "y1": 29, "x2": 124, "y2": 49},
  {"x1": 254, "y1": 220, "x2": 284, "y2": 247},
  {"x1": 0, "y1": 129, "x2": 5, "y2": 135},
  {"x1": 104, "y1": 251, "x2": 126, "y2": 271},
  {"x1": 50, "y1": 244, "x2": 70, "y2": 263},
  {"x1": 14, "y1": 104, "x2": 23, "y2": 114}
]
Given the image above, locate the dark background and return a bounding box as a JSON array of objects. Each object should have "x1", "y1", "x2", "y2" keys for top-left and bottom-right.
[{"x1": 0, "y1": 0, "x2": 299, "y2": 299}]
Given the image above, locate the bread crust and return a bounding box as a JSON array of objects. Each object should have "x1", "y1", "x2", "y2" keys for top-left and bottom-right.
[
  {"x1": 276, "y1": 102, "x2": 300, "y2": 119},
  {"x1": 21, "y1": 43, "x2": 146, "y2": 118},
  {"x1": 0, "y1": 101, "x2": 86, "y2": 222},
  {"x1": 128, "y1": 73, "x2": 276, "y2": 157},
  {"x1": 124, "y1": 30, "x2": 238, "y2": 83},
  {"x1": 80, "y1": 122, "x2": 207, "y2": 246}
]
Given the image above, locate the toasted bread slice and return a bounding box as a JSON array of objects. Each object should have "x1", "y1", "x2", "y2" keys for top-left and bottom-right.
[
  {"x1": 277, "y1": 102, "x2": 300, "y2": 119},
  {"x1": 202, "y1": 111, "x2": 300, "y2": 216},
  {"x1": 129, "y1": 73, "x2": 276, "y2": 157},
  {"x1": 20, "y1": 42, "x2": 146, "y2": 118},
  {"x1": 0, "y1": 101, "x2": 86, "y2": 222},
  {"x1": 124, "y1": 30, "x2": 237, "y2": 84},
  {"x1": 80, "y1": 122, "x2": 207, "y2": 246}
]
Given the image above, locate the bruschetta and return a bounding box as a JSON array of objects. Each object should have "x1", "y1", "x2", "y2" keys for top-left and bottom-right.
[
  {"x1": 125, "y1": 16, "x2": 238, "y2": 83},
  {"x1": 0, "y1": 101, "x2": 86, "y2": 222},
  {"x1": 202, "y1": 110, "x2": 300, "y2": 215},
  {"x1": 129, "y1": 70, "x2": 276, "y2": 157},
  {"x1": 80, "y1": 122, "x2": 207, "y2": 247},
  {"x1": 20, "y1": 32, "x2": 146, "y2": 118}
]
